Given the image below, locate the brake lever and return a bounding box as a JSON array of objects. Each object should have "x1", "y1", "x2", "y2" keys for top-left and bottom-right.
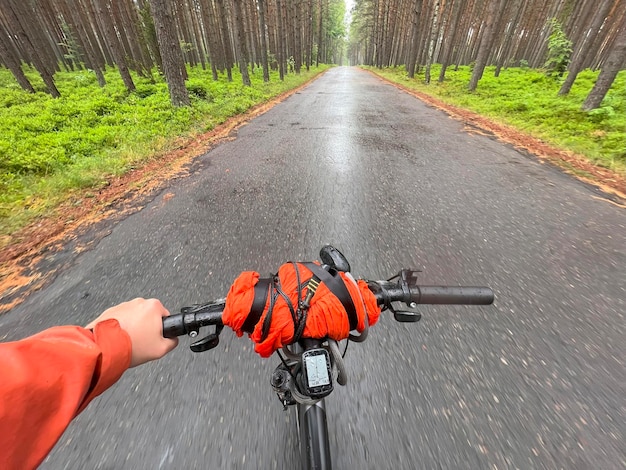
[
  {"x1": 179, "y1": 304, "x2": 225, "y2": 353},
  {"x1": 388, "y1": 303, "x2": 422, "y2": 322},
  {"x1": 388, "y1": 269, "x2": 422, "y2": 322},
  {"x1": 190, "y1": 325, "x2": 224, "y2": 352}
]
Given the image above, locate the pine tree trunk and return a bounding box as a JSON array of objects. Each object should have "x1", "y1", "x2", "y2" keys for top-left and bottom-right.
[
  {"x1": 148, "y1": 0, "x2": 190, "y2": 106},
  {"x1": 406, "y1": 0, "x2": 422, "y2": 78},
  {"x1": 559, "y1": 0, "x2": 615, "y2": 95},
  {"x1": 137, "y1": 0, "x2": 163, "y2": 73},
  {"x1": 201, "y1": 0, "x2": 222, "y2": 79},
  {"x1": 258, "y1": 0, "x2": 270, "y2": 81},
  {"x1": 0, "y1": 26, "x2": 35, "y2": 92},
  {"x1": 277, "y1": 0, "x2": 287, "y2": 78},
  {"x1": 468, "y1": 0, "x2": 502, "y2": 91},
  {"x1": 215, "y1": 0, "x2": 233, "y2": 81},
  {"x1": 231, "y1": 0, "x2": 251, "y2": 86},
  {"x1": 316, "y1": 0, "x2": 323, "y2": 65},
  {"x1": 582, "y1": 21, "x2": 626, "y2": 111},
  {"x1": 5, "y1": 0, "x2": 60, "y2": 97},
  {"x1": 438, "y1": 0, "x2": 464, "y2": 82},
  {"x1": 424, "y1": 0, "x2": 440, "y2": 84},
  {"x1": 59, "y1": 0, "x2": 106, "y2": 86},
  {"x1": 294, "y1": 0, "x2": 302, "y2": 73},
  {"x1": 494, "y1": 0, "x2": 525, "y2": 76},
  {"x1": 95, "y1": 0, "x2": 135, "y2": 92}
]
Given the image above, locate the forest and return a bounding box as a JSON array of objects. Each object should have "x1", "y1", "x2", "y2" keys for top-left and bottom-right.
[
  {"x1": 348, "y1": 0, "x2": 626, "y2": 109},
  {"x1": 0, "y1": 0, "x2": 625, "y2": 242},
  {"x1": 5, "y1": 0, "x2": 621, "y2": 109},
  {"x1": 1, "y1": 0, "x2": 347, "y2": 105},
  {"x1": 346, "y1": 0, "x2": 625, "y2": 176}
]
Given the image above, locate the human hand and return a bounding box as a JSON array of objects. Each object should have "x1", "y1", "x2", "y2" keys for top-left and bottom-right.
[{"x1": 86, "y1": 298, "x2": 179, "y2": 367}]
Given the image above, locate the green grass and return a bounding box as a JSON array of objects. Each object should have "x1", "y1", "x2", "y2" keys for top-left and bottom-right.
[
  {"x1": 365, "y1": 64, "x2": 626, "y2": 174},
  {"x1": 0, "y1": 64, "x2": 330, "y2": 242}
]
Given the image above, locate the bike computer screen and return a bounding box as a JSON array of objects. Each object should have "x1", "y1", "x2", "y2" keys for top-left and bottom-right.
[{"x1": 302, "y1": 348, "x2": 333, "y2": 398}]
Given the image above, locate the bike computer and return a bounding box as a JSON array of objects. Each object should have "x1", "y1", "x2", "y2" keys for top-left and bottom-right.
[{"x1": 301, "y1": 348, "x2": 333, "y2": 399}]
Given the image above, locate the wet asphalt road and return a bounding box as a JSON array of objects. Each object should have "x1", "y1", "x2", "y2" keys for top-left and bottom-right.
[{"x1": 2, "y1": 67, "x2": 625, "y2": 469}]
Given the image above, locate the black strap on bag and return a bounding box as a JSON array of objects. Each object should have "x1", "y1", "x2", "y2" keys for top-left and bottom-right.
[
  {"x1": 303, "y1": 262, "x2": 358, "y2": 331},
  {"x1": 242, "y1": 263, "x2": 358, "y2": 337},
  {"x1": 242, "y1": 278, "x2": 270, "y2": 333}
]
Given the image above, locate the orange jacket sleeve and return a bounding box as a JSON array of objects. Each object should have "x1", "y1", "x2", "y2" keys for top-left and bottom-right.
[{"x1": 0, "y1": 318, "x2": 132, "y2": 470}]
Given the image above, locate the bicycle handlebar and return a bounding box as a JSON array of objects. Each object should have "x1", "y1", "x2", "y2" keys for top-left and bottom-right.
[
  {"x1": 370, "y1": 282, "x2": 494, "y2": 307},
  {"x1": 163, "y1": 303, "x2": 224, "y2": 338},
  {"x1": 162, "y1": 274, "x2": 494, "y2": 339}
]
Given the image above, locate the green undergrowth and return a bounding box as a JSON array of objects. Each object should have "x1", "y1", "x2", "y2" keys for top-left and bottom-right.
[
  {"x1": 0, "y1": 64, "x2": 330, "y2": 243},
  {"x1": 365, "y1": 65, "x2": 626, "y2": 175}
]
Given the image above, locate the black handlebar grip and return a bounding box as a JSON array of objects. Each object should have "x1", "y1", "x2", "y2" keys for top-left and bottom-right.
[
  {"x1": 410, "y1": 286, "x2": 494, "y2": 305},
  {"x1": 162, "y1": 314, "x2": 186, "y2": 338},
  {"x1": 162, "y1": 307, "x2": 224, "y2": 338}
]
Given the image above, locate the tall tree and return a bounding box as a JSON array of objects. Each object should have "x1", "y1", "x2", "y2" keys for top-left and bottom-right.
[
  {"x1": 4, "y1": 0, "x2": 60, "y2": 97},
  {"x1": 559, "y1": 0, "x2": 617, "y2": 95},
  {"x1": 95, "y1": 0, "x2": 136, "y2": 92},
  {"x1": 197, "y1": 0, "x2": 221, "y2": 80},
  {"x1": 59, "y1": 0, "x2": 107, "y2": 86},
  {"x1": 316, "y1": 0, "x2": 324, "y2": 65},
  {"x1": 493, "y1": 0, "x2": 526, "y2": 77},
  {"x1": 582, "y1": 21, "x2": 626, "y2": 110},
  {"x1": 293, "y1": 0, "x2": 303, "y2": 73},
  {"x1": 0, "y1": 23, "x2": 35, "y2": 93},
  {"x1": 137, "y1": 0, "x2": 163, "y2": 73},
  {"x1": 231, "y1": 0, "x2": 252, "y2": 85},
  {"x1": 424, "y1": 0, "x2": 441, "y2": 84},
  {"x1": 468, "y1": 0, "x2": 504, "y2": 91},
  {"x1": 258, "y1": 0, "x2": 271, "y2": 81},
  {"x1": 276, "y1": 0, "x2": 287, "y2": 78},
  {"x1": 406, "y1": 1, "x2": 422, "y2": 77},
  {"x1": 216, "y1": 0, "x2": 234, "y2": 81},
  {"x1": 438, "y1": 0, "x2": 464, "y2": 82},
  {"x1": 148, "y1": 0, "x2": 190, "y2": 106}
]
